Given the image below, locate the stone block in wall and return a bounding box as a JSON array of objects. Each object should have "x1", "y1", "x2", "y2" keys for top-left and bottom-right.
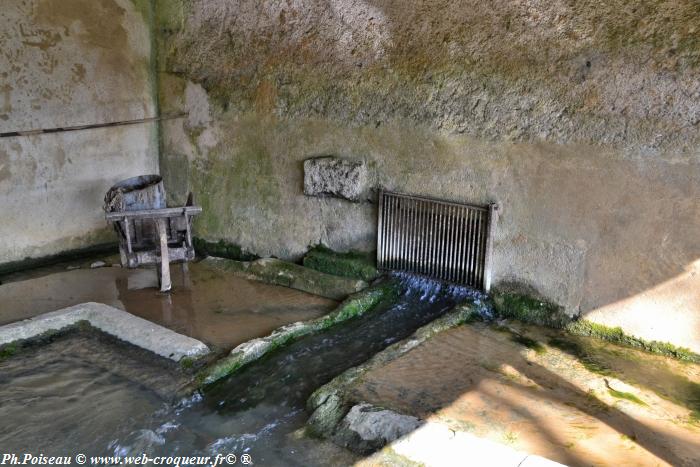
[{"x1": 303, "y1": 156, "x2": 370, "y2": 202}]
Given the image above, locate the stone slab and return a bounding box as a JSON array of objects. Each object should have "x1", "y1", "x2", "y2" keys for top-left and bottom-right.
[
  {"x1": 303, "y1": 156, "x2": 370, "y2": 202},
  {"x1": 391, "y1": 422, "x2": 565, "y2": 467},
  {"x1": 0, "y1": 302, "x2": 210, "y2": 361}
]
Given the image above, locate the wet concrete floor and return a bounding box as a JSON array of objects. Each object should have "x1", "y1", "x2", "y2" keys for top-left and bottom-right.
[
  {"x1": 354, "y1": 322, "x2": 700, "y2": 467},
  {"x1": 0, "y1": 259, "x2": 337, "y2": 350}
]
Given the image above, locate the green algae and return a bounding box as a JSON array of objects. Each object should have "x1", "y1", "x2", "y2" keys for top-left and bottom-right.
[
  {"x1": 492, "y1": 324, "x2": 547, "y2": 354},
  {"x1": 179, "y1": 356, "x2": 194, "y2": 369},
  {"x1": 0, "y1": 343, "x2": 18, "y2": 361},
  {"x1": 491, "y1": 290, "x2": 700, "y2": 364},
  {"x1": 606, "y1": 387, "x2": 648, "y2": 407},
  {"x1": 547, "y1": 337, "x2": 614, "y2": 376},
  {"x1": 491, "y1": 291, "x2": 570, "y2": 328},
  {"x1": 302, "y1": 245, "x2": 379, "y2": 282},
  {"x1": 199, "y1": 282, "x2": 398, "y2": 386},
  {"x1": 510, "y1": 333, "x2": 547, "y2": 355},
  {"x1": 306, "y1": 300, "x2": 480, "y2": 437},
  {"x1": 565, "y1": 320, "x2": 700, "y2": 363},
  {"x1": 547, "y1": 332, "x2": 700, "y2": 423},
  {"x1": 193, "y1": 237, "x2": 258, "y2": 261}
]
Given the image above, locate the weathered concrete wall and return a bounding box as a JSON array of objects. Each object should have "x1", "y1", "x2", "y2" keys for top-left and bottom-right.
[
  {"x1": 157, "y1": 1, "x2": 700, "y2": 350},
  {"x1": 0, "y1": 0, "x2": 159, "y2": 264}
]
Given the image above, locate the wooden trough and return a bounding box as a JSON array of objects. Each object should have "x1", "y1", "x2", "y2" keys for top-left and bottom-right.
[{"x1": 104, "y1": 175, "x2": 201, "y2": 292}]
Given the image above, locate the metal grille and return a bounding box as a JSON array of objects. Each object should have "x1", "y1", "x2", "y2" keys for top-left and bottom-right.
[{"x1": 377, "y1": 191, "x2": 498, "y2": 291}]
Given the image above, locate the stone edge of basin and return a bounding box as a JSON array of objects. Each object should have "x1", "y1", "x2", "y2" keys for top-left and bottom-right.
[
  {"x1": 203, "y1": 256, "x2": 368, "y2": 300},
  {"x1": 199, "y1": 280, "x2": 398, "y2": 386},
  {"x1": 305, "y1": 302, "x2": 481, "y2": 438},
  {"x1": 304, "y1": 303, "x2": 565, "y2": 466},
  {"x1": 0, "y1": 302, "x2": 210, "y2": 362}
]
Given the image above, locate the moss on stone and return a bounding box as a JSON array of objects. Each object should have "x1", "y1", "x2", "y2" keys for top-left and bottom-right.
[
  {"x1": 205, "y1": 256, "x2": 369, "y2": 300},
  {"x1": 317, "y1": 281, "x2": 398, "y2": 328},
  {"x1": 179, "y1": 356, "x2": 194, "y2": 369},
  {"x1": 565, "y1": 320, "x2": 700, "y2": 363},
  {"x1": 199, "y1": 281, "x2": 397, "y2": 386},
  {"x1": 302, "y1": 245, "x2": 379, "y2": 282},
  {"x1": 491, "y1": 290, "x2": 571, "y2": 328},
  {"x1": 491, "y1": 290, "x2": 700, "y2": 364},
  {"x1": 0, "y1": 342, "x2": 18, "y2": 361},
  {"x1": 193, "y1": 237, "x2": 258, "y2": 261},
  {"x1": 607, "y1": 387, "x2": 648, "y2": 407},
  {"x1": 306, "y1": 300, "x2": 481, "y2": 438},
  {"x1": 509, "y1": 333, "x2": 547, "y2": 355},
  {"x1": 547, "y1": 337, "x2": 614, "y2": 376},
  {"x1": 154, "y1": 0, "x2": 186, "y2": 32}
]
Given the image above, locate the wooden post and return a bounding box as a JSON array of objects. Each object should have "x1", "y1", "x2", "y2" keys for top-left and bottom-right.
[{"x1": 155, "y1": 218, "x2": 172, "y2": 292}]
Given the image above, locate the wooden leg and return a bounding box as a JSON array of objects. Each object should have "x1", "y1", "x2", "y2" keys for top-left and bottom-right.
[
  {"x1": 118, "y1": 245, "x2": 128, "y2": 267},
  {"x1": 156, "y1": 218, "x2": 172, "y2": 292},
  {"x1": 180, "y1": 261, "x2": 192, "y2": 288}
]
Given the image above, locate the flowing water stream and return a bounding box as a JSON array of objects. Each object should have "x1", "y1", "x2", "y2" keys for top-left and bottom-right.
[
  {"x1": 106, "y1": 274, "x2": 485, "y2": 465},
  {"x1": 5, "y1": 271, "x2": 698, "y2": 466}
]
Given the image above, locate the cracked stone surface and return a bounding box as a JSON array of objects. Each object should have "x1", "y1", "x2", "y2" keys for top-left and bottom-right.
[{"x1": 304, "y1": 156, "x2": 370, "y2": 202}]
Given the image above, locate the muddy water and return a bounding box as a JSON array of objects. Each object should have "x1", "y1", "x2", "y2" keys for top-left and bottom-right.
[
  {"x1": 0, "y1": 330, "x2": 188, "y2": 455},
  {"x1": 0, "y1": 261, "x2": 336, "y2": 350},
  {"x1": 103, "y1": 275, "x2": 483, "y2": 466}
]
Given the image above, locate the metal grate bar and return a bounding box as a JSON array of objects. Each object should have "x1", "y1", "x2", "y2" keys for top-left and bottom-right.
[{"x1": 377, "y1": 190, "x2": 497, "y2": 290}]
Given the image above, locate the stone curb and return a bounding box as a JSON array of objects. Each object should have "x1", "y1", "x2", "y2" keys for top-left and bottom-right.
[
  {"x1": 199, "y1": 283, "x2": 396, "y2": 385},
  {"x1": 304, "y1": 302, "x2": 565, "y2": 465},
  {"x1": 306, "y1": 303, "x2": 480, "y2": 436},
  {"x1": 204, "y1": 256, "x2": 368, "y2": 300},
  {"x1": 0, "y1": 302, "x2": 210, "y2": 362}
]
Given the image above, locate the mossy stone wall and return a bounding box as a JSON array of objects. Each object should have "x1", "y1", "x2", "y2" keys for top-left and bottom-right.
[{"x1": 154, "y1": 0, "x2": 700, "y2": 352}]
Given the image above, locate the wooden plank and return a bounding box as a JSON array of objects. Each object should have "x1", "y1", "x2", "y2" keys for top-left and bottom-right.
[
  {"x1": 134, "y1": 248, "x2": 190, "y2": 265},
  {"x1": 105, "y1": 206, "x2": 202, "y2": 221}
]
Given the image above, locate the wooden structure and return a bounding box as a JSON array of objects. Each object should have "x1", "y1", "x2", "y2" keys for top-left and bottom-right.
[{"x1": 104, "y1": 175, "x2": 201, "y2": 292}]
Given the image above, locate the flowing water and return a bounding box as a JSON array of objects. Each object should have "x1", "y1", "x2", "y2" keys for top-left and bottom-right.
[
  {"x1": 0, "y1": 330, "x2": 188, "y2": 455},
  {"x1": 99, "y1": 275, "x2": 483, "y2": 465},
  {"x1": 0, "y1": 276, "x2": 482, "y2": 466}
]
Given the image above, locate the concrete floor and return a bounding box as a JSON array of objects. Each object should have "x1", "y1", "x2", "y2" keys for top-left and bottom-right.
[
  {"x1": 0, "y1": 258, "x2": 337, "y2": 351},
  {"x1": 352, "y1": 322, "x2": 700, "y2": 467}
]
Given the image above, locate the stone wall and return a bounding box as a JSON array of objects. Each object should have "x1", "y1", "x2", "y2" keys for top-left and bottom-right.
[
  {"x1": 0, "y1": 0, "x2": 159, "y2": 265},
  {"x1": 156, "y1": 1, "x2": 700, "y2": 351}
]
